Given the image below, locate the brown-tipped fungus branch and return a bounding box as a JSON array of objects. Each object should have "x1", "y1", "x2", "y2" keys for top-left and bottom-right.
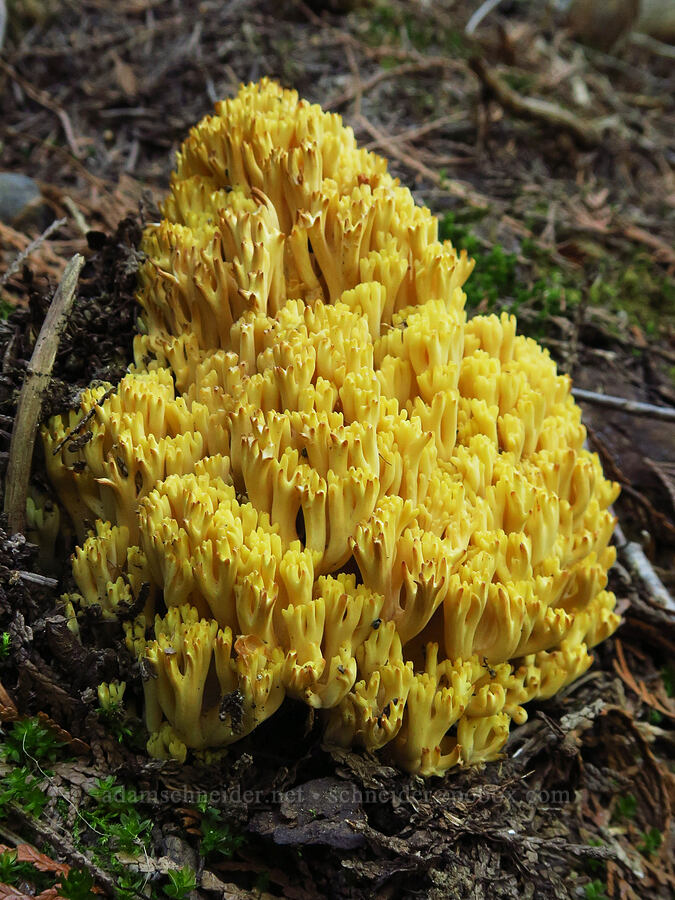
[{"x1": 41, "y1": 82, "x2": 622, "y2": 776}]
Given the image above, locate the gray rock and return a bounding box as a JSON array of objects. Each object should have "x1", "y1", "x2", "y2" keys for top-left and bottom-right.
[
  {"x1": 0, "y1": 172, "x2": 51, "y2": 230},
  {"x1": 637, "y1": 0, "x2": 675, "y2": 42}
]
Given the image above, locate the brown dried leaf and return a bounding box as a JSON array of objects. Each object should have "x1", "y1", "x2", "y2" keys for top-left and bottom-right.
[
  {"x1": 0, "y1": 682, "x2": 18, "y2": 722},
  {"x1": 111, "y1": 52, "x2": 137, "y2": 98},
  {"x1": 6, "y1": 844, "x2": 69, "y2": 876},
  {"x1": 0, "y1": 885, "x2": 32, "y2": 900},
  {"x1": 35, "y1": 712, "x2": 90, "y2": 757}
]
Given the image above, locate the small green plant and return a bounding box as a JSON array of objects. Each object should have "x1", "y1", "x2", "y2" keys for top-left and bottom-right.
[
  {"x1": 0, "y1": 849, "x2": 20, "y2": 884},
  {"x1": 103, "y1": 809, "x2": 153, "y2": 854},
  {"x1": 648, "y1": 709, "x2": 663, "y2": 725},
  {"x1": 2, "y1": 717, "x2": 64, "y2": 764},
  {"x1": 200, "y1": 807, "x2": 246, "y2": 859},
  {"x1": 89, "y1": 775, "x2": 138, "y2": 811},
  {"x1": 0, "y1": 765, "x2": 48, "y2": 817},
  {"x1": 0, "y1": 632, "x2": 11, "y2": 659},
  {"x1": 96, "y1": 706, "x2": 134, "y2": 744},
  {"x1": 584, "y1": 880, "x2": 609, "y2": 900},
  {"x1": 0, "y1": 298, "x2": 14, "y2": 321},
  {"x1": 638, "y1": 827, "x2": 662, "y2": 858},
  {"x1": 164, "y1": 866, "x2": 197, "y2": 899},
  {"x1": 96, "y1": 681, "x2": 138, "y2": 744},
  {"x1": 0, "y1": 849, "x2": 54, "y2": 892},
  {"x1": 78, "y1": 777, "x2": 151, "y2": 861},
  {"x1": 58, "y1": 867, "x2": 96, "y2": 900},
  {"x1": 117, "y1": 873, "x2": 149, "y2": 899},
  {"x1": 613, "y1": 793, "x2": 637, "y2": 821}
]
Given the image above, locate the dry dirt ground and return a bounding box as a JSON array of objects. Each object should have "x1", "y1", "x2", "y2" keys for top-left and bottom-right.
[{"x1": 0, "y1": 2, "x2": 674, "y2": 898}]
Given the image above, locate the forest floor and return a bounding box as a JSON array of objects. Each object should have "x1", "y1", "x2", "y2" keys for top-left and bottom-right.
[{"x1": 0, "y1": 1, "x2": 674, "y2": 898}]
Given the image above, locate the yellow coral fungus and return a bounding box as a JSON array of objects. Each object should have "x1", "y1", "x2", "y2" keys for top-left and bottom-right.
[{"x1": 43, "y1": 79, "x2": 620, "y2": 776}]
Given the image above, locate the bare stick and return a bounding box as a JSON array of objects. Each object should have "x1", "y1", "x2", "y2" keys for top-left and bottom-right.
[
  {"x1": 0, "y1": 0, "x2": 6, "y2": 54},
  {"x1": 629, "y1": 31, "x2": 675, "y2": 60},
  {"x1": 4, "y1": 254, "x2": 85, "y2": 535},
  {"x1": 466, "y1": 0, "x2": 504, "y2": 35},
  {"x1": 572, "y1": 387, "x2": 675, "y2": 423},
  {"x1": 7, "y1": 802, "x2": 117, "y2": 897},
  {"x1": 17, "y1": 571, "x2": 59, "y2": 588},
  {"x1": 0, "y1": 217, "x2": 67, "y2": 289},
  {"x1": 470, "y1": 57, "x2": 608, "y2": 147},
  {"x1": 614, "y1": 523, "x2": 675, "y2": 614}
]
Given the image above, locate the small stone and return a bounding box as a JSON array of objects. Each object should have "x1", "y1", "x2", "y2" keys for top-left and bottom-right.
[
  {"x1": 566, "y1": 0, "x2": 640, "y2": 51},
  {"x1": 0, "y1": 172, "x2": 52, "y2": 231}
]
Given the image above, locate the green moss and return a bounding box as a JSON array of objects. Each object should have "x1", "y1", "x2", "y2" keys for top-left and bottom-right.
[
  {"x1": 587, "y1": 252, "x2": 675, "y2": 333},
  {"x1": 439, "y1": 211, "x2": 580, "y2": 334},
  {"x1": 439, "y1": 208, "x2": 673, "y2": 350},
  {"x1": 0, "y1": 297, "x2": 15, "y2": 320},
  {"x1": 613, "y1": 793, "x2": 637, "y2": 821},
  {"x1": 584, "y1": 880, "x2": 609, "y2": 900},
  {"x1": 365, "y1": 2, "x2": 468, "y2": 55},
  {"x1": 638, "y1": 827, "x2": 662, "y2": 858}
]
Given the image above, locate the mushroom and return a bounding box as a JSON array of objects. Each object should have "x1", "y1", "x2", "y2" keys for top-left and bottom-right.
[{"x1": 43, "y1": 78, "x2": 621, "y2": 774}]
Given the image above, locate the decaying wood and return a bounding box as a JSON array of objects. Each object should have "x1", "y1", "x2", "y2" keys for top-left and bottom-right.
[{"x1": 3, "y1": 254, "x2": 84, "y2": 535}]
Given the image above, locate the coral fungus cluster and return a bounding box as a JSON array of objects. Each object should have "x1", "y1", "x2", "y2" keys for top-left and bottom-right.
[{"x1": 44, "y1": 79, "x2": 620, "y2": 775}]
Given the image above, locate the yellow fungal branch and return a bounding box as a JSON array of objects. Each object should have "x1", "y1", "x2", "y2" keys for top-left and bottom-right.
[{"x1": 43, "y1": 79, "x2": 621, "y2": 776}]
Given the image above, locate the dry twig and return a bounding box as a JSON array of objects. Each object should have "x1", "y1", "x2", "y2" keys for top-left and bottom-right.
[
  {"x1": 3, "y1": 254, "x2": 85, "y2": 536},
  {"x1": 614, "y1": 523, "x2": 675, "y2": 614},
  {"x1": 0, "y1": 217, "x2": 67, "y2": 289},
  {"x1": 470, "y1": 56, "x2": 610, "y2": 147},
  {"x1": 7, "y1": 802, "x2": 117, "y2": 897},
  {"x1": 572, "y1": 387, "x2": 675, "y2": 423},
  {"x1": 17, "y1": 571, "x2": 59, "y2": 589},
  {"x1": 465, "y1": 0, "x2": 505, "y2": 36}
]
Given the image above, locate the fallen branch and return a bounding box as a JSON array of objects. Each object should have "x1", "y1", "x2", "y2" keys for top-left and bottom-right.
[
  {"x1": 3, "y1": 254, "x2": 85, "y2": 536},
  {"x1": 0, "y1": 217, "x2": 67, "y2": 289},
  {"x1": 614, "y1": 523, "x2": 675, "y2": 614},
  {"x1": 17, "y1": 571, "x2": 59, "y2": 589},
  {"x1": 466, "y1": 0, "x2": 505, "y2": 35},
  {"x1": 7, "y1": 803, "x2": 117, "y2": 897},
  {"x1": 629, "y1": 30, "x2": 675, "y2": 60},
  {"x1": 470, "y1": 56, "x2": 609, "y2": 147},
  {"x1": 572, "y1": 387, "x2": 675, "y2": 423}
]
